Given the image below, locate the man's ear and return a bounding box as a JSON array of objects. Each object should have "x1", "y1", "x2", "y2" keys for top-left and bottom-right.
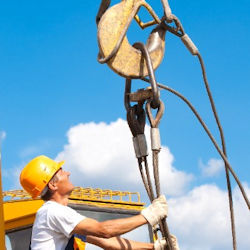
[{"x1": 48, "y1": 181, "x2": 58, "y2": 191}]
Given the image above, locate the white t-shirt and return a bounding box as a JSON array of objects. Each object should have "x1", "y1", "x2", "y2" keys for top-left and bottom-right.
[{"x1": 31, "y1": 201, "x2": 86, "y2": 250}]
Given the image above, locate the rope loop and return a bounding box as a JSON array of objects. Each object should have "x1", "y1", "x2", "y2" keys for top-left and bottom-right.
[
  {"x1": 161, "y1": 15, "x2": 185, "y2": 38},
  {"x1": 146, "y1": 100, "x2": 165, "y2": 128}
]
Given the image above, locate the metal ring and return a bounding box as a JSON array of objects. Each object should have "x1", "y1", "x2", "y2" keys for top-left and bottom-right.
[
  {"x1": 124, "y1": 78, "x2": 132, "y2": 111},
  {"x1": 133, "y1": 42, "x2": 160, "y2": 109}
]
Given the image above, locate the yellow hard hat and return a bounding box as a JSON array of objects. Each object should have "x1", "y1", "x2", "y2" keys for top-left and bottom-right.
[{"x1": 20, "y1": 155, "x2": 65, "y2": 198}]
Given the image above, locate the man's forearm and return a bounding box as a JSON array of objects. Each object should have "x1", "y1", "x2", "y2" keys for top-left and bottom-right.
[
  {"x1": 73, "y1": 215, "x2": 148, "y2": 238},
  {"x1": 99, "y1": 214, "x2": 148, "y2": 237},
  {"x1": 73, "y1": 195, "x2": 168, "y2": 239},
  {"x1": 86, "y1": 235, "x2": 154, "y2": 250}
]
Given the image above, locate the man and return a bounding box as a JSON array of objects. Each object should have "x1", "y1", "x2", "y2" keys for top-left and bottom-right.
[{"x1": 20, "y1": 155, "x2": 178, "y2": 250}]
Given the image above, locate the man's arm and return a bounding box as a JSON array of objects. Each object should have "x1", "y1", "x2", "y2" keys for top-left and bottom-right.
[
  {"x1": 73, "y1": 195, "x2": 168, "y2": 238},
  {"x1": 73, "y1": 215, "x2": 147, "y2": 238},
  {"x1": 86, "y1": 235, "x2": 154, "y2": 250}
]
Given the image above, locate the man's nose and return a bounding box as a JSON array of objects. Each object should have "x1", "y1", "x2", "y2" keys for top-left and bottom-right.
[{"x1": 62, "y1": 169, "x2": 70, "y2": 176}]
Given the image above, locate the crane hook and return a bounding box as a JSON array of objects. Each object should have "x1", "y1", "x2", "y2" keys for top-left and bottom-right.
[{"x1": 97, "y1": 0, "x2": 168, "y2": 79}]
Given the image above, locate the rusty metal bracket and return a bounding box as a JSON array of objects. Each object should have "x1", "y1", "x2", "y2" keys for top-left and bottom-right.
[
  {"x1": 129, "y1": 88, "x2": 153, "y2": 103},
  {"x1": 97, "y1": 0, "x2": 167, "y2": 78}
]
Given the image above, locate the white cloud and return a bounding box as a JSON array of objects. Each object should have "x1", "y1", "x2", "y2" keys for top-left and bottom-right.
[
  {"x1": 2, "y1": 163, "x2": 23, "y2": 191},
  {"x1": 6, "y1": 119, "x2": 249, "y2": 250},
  {"x1": 19, "y1": 145, "x2": 41, "y2": 158},
  {"x1": 85, "y1": 183, "x2": 250, "y2": 250},
  {"x1": 83, "y1": 183, "x2": 250, "y2": 250},
  {"x1": 199, "y1": 158, "x2": 224, "y2": 177},
  {"x1": 19, "y1": 139, "x2": 51, "y2": 158},
  {"x1": 168, "y1": 184, "x2": 250, "y2": 250},
  {"x1": 55, "y1": 119, "x2": 193, "y2": 196},
  {"x1": 0, "y1": 131, "x2": 6, "y2": 142}
]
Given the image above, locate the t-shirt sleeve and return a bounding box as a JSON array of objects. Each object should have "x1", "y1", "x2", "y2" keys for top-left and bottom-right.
[{"x1": 47, "y1": 204, "x2": 86, "y2": 238}]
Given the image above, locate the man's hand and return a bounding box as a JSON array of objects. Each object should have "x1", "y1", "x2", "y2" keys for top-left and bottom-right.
[
  {"x1": 141, "y1": 195, "x2": 168, "y2": 226},
  {"x1": 170, "y1": 234, "x2": 180, "y2": 250},
  {"x1": 154, "y1": 239, "x2": 166, "y2": 250},
  {"x1": 154, "y1": 235, "x2": 180, "y2": 250}
]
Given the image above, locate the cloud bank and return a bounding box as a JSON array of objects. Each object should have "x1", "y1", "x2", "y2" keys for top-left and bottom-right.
[
  {"x1": 0, "y1": 131, "x2": 6, "y2": 143},
  {"x1": 55, "y1": 119, "x2": 193, "y2": 196},
  {"x1": 56, "y1": 119, "x2": 250, "y2": 250},
  {"x1": 55, "y1": 119, "x2": 250, "y2": 249},
  {"x1": 4, "y1": 119, "x2": 249, "y2": 249},
  {"x1": 199, "y1": 158, "x2": 224, "y2": 177},
  {"x1": 168, "y1": 184, "x2": 250, "y2": 250}
]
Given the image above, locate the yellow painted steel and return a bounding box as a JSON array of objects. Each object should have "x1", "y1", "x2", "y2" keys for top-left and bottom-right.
[
  {"x1": 97, "y1": 0, "x2": 166, "y2": 78},
  {"x1": 3, "y1": 187, "x2": 145, "y2": 231},
  {"x1": 0, "y1": 152, "x2": 6, "y2": 250},
  {"x1": 70, "y1": 187, "x2": 142, "y2": 205},
  {"x1": 4, "y1": 199, "x2": 44, "y2": 231},
  {"x1": 74, "y1": 237, "x2": 86, "y2": 250}
]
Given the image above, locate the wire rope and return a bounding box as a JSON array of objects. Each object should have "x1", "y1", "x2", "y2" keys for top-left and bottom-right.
[
  {"x1": 197, "y1": 52, "x2": 237, "y2": 249},
  {"x1": 142, "y1": 77, "x2": 250, "y2": 210}
]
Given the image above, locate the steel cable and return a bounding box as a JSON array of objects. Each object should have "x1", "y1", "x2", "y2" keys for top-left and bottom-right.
[
  {"x1": 142, "y1": 77, "x2": 250, "y2": 210},
  {"x1": 125, "y1": 93, "x2": 173, "y2": 249},
  {"x1": 153, "y1": 151, "x2": 161, "y2": 196},
  {"x1": 156, "y1": 9, "x2": 238, "y2": 248},
  {"x1": 196, "y1": 52, "x2": 237, "y2": 250},
  {"x1": 144, "y1": 157, "x2": 156, "y2": 202},
  {"x1": 138, "y1": 159, "x2": 154, "y2": 201},
  {"x1": 152, "y1": 150, "x2": 173, "y2": 250}
]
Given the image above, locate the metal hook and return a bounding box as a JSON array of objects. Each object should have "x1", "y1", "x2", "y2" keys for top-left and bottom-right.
[{"x1": 97, "y1": 0, "x2": 167, "y2": 78}]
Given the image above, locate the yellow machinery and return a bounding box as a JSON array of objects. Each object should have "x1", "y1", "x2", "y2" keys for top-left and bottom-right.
[
  {"x1": 0, "y1": 153, "x2": 5, "y2": 250},
  {"x1": 3, "y1": 187, "x2": 150, "y2": 250}
]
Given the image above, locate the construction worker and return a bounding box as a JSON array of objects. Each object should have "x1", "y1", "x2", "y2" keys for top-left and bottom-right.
[{"x1": 20, "y1": 155, "x2": 179, "y2": 250}]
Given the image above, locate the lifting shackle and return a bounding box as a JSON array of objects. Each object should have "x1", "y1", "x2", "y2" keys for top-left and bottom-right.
[{"x1": 97, "y1": 0, "x2": 168, "y2": 78}]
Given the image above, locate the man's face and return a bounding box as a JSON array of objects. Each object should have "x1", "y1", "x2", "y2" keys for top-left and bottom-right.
[{"x1": 54, "y1": 168, "x2": 75, "y2": 195}]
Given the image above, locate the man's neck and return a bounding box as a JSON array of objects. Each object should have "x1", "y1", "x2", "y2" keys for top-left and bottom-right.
[{"x1": 49, "y1": 193, "x2": 69, "y2": 206}]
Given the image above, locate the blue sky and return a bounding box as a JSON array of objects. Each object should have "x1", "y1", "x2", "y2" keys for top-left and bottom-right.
[{"x1": 1, "y1": 1, "x2": 250, "y2": 249}]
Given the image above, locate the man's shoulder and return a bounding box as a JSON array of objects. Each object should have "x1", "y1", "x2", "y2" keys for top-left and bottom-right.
[
  {"x1": 35, "y1": 200, "x2": 85, "y2": 230},
  {"x1": 38, "y1": 201, "x2": 76, "y2": 217},
  {"x1": 37, "y1": 201, "x2": 66, "y2": 214}
]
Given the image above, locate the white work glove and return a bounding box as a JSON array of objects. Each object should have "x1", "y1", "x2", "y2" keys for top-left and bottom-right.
[
  {"x1": 154, "y1": 235, "x2": 180, "y2": 250},
  {"x1": 154, "y1": 239, "x2": 166, "y2": 250},
  {"x1": 170, "y1": 234, "x2": 180, "y2": 250},
  {"x1": 141, "y1": 195, "x2": 168, "y2": 226}
]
